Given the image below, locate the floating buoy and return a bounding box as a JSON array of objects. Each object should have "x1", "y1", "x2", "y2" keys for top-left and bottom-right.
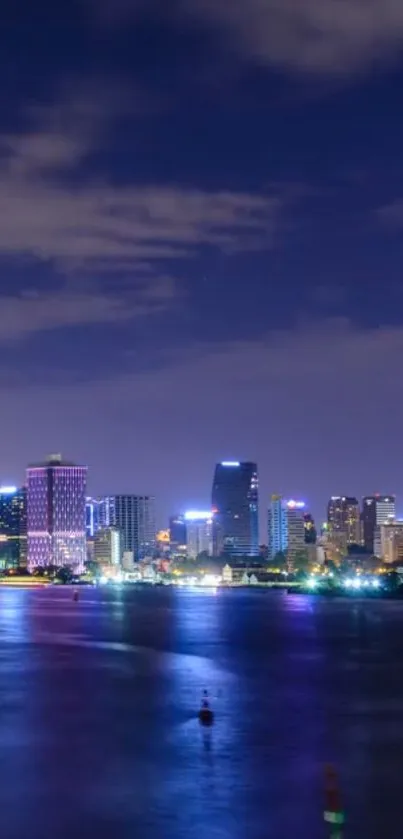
[
  {"x1": 324, "y1": 765, "x2": 344, "y2": 838},
  {"x1": 73, "y1": 589, "x2": 79, "y2": 602},
  {"x1": 199, "y1": 690, "x2": 214, "y2": 726}
]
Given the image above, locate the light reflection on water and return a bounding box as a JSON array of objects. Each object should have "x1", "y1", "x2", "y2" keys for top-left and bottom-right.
[{"x1": 0, "y1": 588, "x2": 399, "y2": 837}]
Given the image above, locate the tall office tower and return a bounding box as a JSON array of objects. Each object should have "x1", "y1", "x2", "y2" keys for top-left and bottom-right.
[
  {"x1": 327, "y1": 497, "x2": 361, "y2": 549},
  {"x1": 285, "y1": 501, "x2": 306, "y2": 566},
  {"x1": 184, "y1": 511, "x2": 214, "y2": 559},
  {"x1": 380, "y1": 520, "x2": 403, "y2": 564},
  {"x1": 85, "y1": 497, "x2": 100, "y2": 538},
  {"x1": 94, "y1": 527, "x2": 121, "y2": 567},
  {"x1": 362, "y1": 495, "x2": 396, "y2": 553},
  {"x1": 27, "y1": 455, "x2": 87, "y2": 569},
  {"x1": 169, "y1": 514, "x2": 187, "y2": 554},
  {"x1": 0, "y1": 486, "x2": 27, "y2": 568},
  {"x1": 99, "y1": 495, "x2": 156, "y2": 561},
  {"x1": 304, "y1": 513, "x2": 317, "y2": 544},
  {"x1": 212, "y1": 462, "x2": 259, "y2": 557},
  {"x1": 268, "y1": 495, "x2": 287, "y2": 560}
]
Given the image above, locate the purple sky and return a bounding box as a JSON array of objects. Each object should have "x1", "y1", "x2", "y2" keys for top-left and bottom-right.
[{"x1": 1, "y1": 0, "x2": 403, "y2": 537}]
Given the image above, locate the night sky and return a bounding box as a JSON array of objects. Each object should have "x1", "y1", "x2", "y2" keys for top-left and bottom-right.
[{"x1": 2, "y1": 0, "x2": 403, "y2": 534}]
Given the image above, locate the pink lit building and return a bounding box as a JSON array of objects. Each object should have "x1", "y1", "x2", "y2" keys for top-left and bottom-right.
[{"x1": 27, "y1": 454, "x2": 87, "y2": 571}]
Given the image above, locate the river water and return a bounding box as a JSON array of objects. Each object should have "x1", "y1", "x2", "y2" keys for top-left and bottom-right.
[{"x1": 0, "y1": 586, "x2": 401, "y2": 838}]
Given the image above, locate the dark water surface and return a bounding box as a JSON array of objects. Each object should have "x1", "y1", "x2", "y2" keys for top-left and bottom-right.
[{"x1": 0, "y1": 586, "x2": 401, "y2": 838}]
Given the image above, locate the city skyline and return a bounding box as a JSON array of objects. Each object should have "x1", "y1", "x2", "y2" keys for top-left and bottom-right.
[{"x1": 0, "y1": 455, "x2": 401, "y2": 544}]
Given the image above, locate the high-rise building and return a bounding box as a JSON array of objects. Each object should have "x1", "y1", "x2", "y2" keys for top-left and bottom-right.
[
  {"x1": 85, "y1": 497, "x2": 100, "y2": 538},
  {"x1": 169, "y1": 514, "x2": 187, "y2": 554},
  {"x1": 212, "y1": 462, "x2": 258, "y2": 557},
  {"x1": 285, "y1": 501, "x2": 306, "y2": 566},
  {"x1": 94, "y1": 527, "x2": 121, "y2": 567},
  {"x1": 99, "y1": 495, "x2": 156, "y2": 561},
  {"x1": 304, "y1": 513, "x2": 317, "y2": 544},
  {"x1": 327, "y1": 497, "x2": 361, "y2": 550},
  {"x1": 268, "y1": 495, "x2": 287, "y2": 560},
  {"x1": 268, "y1": 496, "x2": 307, "y2": 564},
  {"x1": 184, "y1": 511, "x2": 214, "y2": 559},
  {"x1": 362, "y1": 496, "x2": 396, "y2": 553},
  {"x1": 0, "y1": 486, "x2": 27, "y2": 568},
  {"x1": 380, "y1": 520, "x2": 403, "y2": 564},
  {"x1": 27, "y1": 455, "x2": 87, "y2": 569}
]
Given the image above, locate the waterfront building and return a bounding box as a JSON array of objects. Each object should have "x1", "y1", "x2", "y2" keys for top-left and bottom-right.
[
  {"x1": 268, "y1": 494, "x2": 287, "y2": 560},
  {"x1": 184, "y1": 511, "x2": 214, "y2": 559},
  {"x1": 99, "y1": 495, "x2": 156, "y2": 561},
  {"x1": 362, "y1": 495, "x2": 396, "y2": 553},
  {"x1": 169, "y1": 514, "x2": 187, "y2": 554},
  {"x1": 27, "y1": 454, "x2": 87, "y2": 570},
  {"x1": 93, "y1": 527, "x2": 121, "y2": 567},
  {"x1": 327, "y1": 496, "x2": 361, "y2": 548},
  {"x1": 0, "y1": 486, "x2": 27, "y2": 568},
  {"x1": 212, "y1": 462, "x2": 258, "y2": 557}
]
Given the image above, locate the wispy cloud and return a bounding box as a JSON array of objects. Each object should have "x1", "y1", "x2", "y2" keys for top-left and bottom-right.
[
  {"x1": 185, "y1": 0, "x2": 403, "y2": 73},
  {"x1": 0, "y1": 83, "x2": 283, "y2": 337},
  {"x1": 377, "y1": 199, "x2": 403, "y2": 226},
  {"x1": 0, "y1": 274, "x2": 175, "y2": 342},
  {"x1": 89, "y1": 0, "x2": 403, "y2": 74},
  {"x1": 0, "y1": 88, "x2": 280, "y2": 272}
]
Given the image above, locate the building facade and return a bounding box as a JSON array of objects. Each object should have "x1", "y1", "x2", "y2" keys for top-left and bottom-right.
[
  {"x1": 99, "y1": 495, "x2": 156, "y2": 561},
  {"x1": 27, "y1": 455, "x2": 87, "y2": 569},
  {"x1": 362, "y1": 495, "x2": 396, "y2": 553},
  {"x1": 268, "y1": 495, "x2": 287, "y2": 560},
  {"x1": 94, "y1": 527, "x2": 121, "y2": 567},
  {"x1": 304, "y1": 513, "x2": 317, "y2": 544},
  {"x1": 285, "y1": 501, "x2": 306, "y2": 566},
  {"x1": 169, "y1": 514, "x2": 187, "y2": 555},
  {"x1": 380, "y1": 520, "x2": 403, "y2": 564},
  {"x1": 85, "y1": 497, "x2": 100, "y2": 538},
  {"x1": 268, "y1": 496, "x2": 307, "y2": 565},
  {"x1": 327, "y1": 496, "x2": 361, "y2": 551},
  {"x1": 184, "y1": 511, "x2": 214, "y2": 559},
  {"x1": 0, "y1": 486, "x2": 27, "y2": 568},
  {"x1": 212, "y1": 462, "x2": 259, "y2": 557}
]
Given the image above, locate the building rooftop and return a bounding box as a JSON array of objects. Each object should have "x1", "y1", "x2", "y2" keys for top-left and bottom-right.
[{"x1": 27, "y1": 454, "x2": 86, "y2": 469}]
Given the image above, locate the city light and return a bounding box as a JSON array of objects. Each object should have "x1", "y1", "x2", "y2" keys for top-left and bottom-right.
[
  {"x1": 307, "y1": 577, "x2": 317, "y2": 589},
  {"x1": 201, "y1": 574, "x2": 221, "y2": 587},
  {"x1": 0, "y1": 486, "x2": 17, "y2": 494},
  {"x1": 184, "y1": 511, "x2": 213, "y2": 521},
  {"x1": 286, "y1": 500, "x2": 305, "y2": 509},
  {"x1": 221, "y1": 462, "x2": 240, "y2": 467}
]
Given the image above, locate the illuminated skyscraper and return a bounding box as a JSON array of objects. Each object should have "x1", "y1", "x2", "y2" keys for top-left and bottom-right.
[
  {"x1": 184, "y1": 511, "x2": 214, "y2": 559},
  {"x1": 212, "y1": 462, "x2": 258, "y2": 557},
  {"x1": 362, "y1": 495, "x2": 396, "y2": 553},
  {"x1": 94, "y1": 527, "x2": 121, "y2": 567},
  {"x1": 268, "y1": 496, "x2": 306, "y2": 564},
  {"x1": 85, "y1": 497, "x2": 100, "y2": 538},
  {"x1": 286, "y1": 501, "x2": 306, "y2": 565},
  {"x1": 27, "y1": 455, "x2": 87, "y2": 570},
  {"x1": 169, "y1": 514, "x2": 187, "y2": 554},
  {"x1": 327, "y1": 496, "x2": 361, "y2": 550},
  {"x1": 268, "y1": 495, "x2": 287, "y2": 560},
  {"x1": 0, "y1": 486, "x2": 27, "y2": 568},
  {"x1": 99, "y1": 495, "x2": 156, "y2": 561}
]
